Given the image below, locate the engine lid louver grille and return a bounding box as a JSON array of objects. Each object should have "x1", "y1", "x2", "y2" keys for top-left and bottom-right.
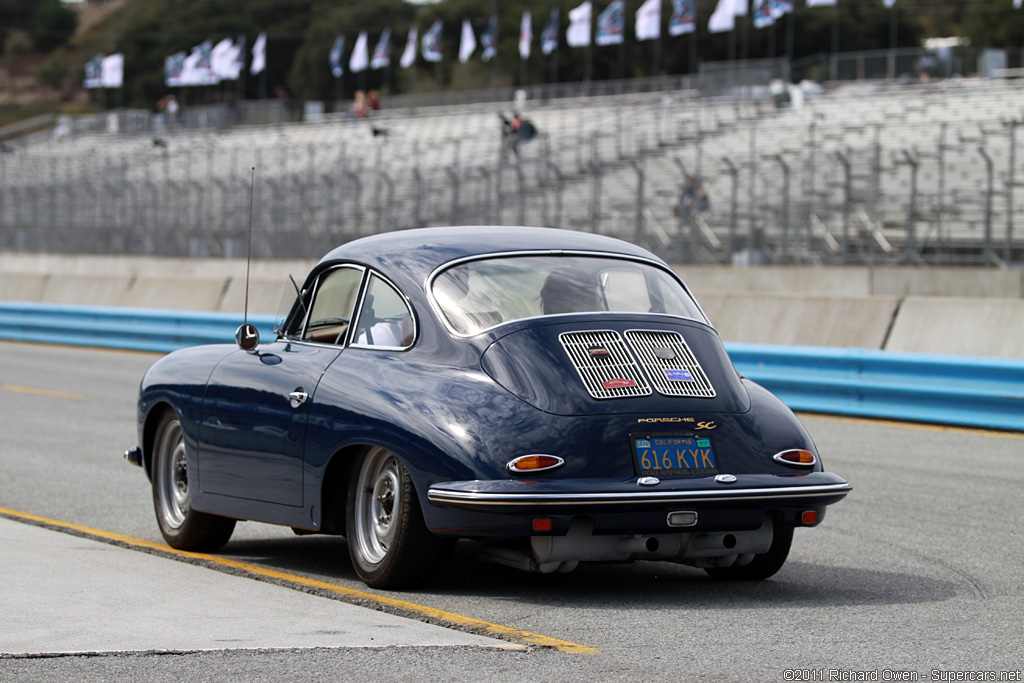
[
  {"x1": 558, "y1": 330, "x2": 652, "y2": 399},
  {"x1": 559, "y1": 329, "x2": 716, "y2": 400},
  {"x1": 624, "y1": 329, "x2": 716, "y2": 398}
]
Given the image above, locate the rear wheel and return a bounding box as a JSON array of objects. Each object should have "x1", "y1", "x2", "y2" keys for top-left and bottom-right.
[
  {"x1": 346, "y1": 446, "x2": 448, "y2": 589},
  {"x1": 704, "y1": 523, "x2": 793, "y2": 581},
  {"x1": 151, "y1": 410, "x2": 235, "y2": 551}
]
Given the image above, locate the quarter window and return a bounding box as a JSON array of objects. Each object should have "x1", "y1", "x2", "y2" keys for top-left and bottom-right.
[{"x1": 352, "y1": 274, "x2": 415, "y2": 349}]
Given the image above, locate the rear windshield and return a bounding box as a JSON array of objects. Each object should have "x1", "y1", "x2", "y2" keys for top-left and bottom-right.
[{"x1": 431, "y1": 254, "x2": 707, "y2": 335}]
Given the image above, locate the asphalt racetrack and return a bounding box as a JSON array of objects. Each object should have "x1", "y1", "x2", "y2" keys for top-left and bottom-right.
[{"x1": 1, "y1": 341, "x2": 1021, "y2": 682}]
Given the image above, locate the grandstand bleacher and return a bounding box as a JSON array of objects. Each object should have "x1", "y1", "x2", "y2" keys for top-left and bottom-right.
[{"x1": 2, "y1": 76, "x2": 1023, "y2": 265}]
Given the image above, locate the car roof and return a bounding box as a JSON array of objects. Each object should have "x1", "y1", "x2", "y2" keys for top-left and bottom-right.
[{"x1": 316, "y1": 226, "x2": 664, "y2": 283}]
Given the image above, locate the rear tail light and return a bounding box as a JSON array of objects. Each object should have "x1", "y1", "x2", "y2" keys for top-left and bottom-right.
[
  {"x1": 507, "y1": 454, "x2": 565, "y2": 474},
  {"x1": 772, "y1": 449, "x2": 817, "y2": 468}
]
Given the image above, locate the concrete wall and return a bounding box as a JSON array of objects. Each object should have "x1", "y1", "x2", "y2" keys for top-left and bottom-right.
[
  {"x1": 2, "y1": 255, "x2": 1022, "y2": 357},
  {"x1": 678, "y1": 265, "x2": 1024, "y2": 298},
  {"x1": 695, "y1": 292, "x2": 900, "y2": 350},
  {"x1": 885, "y1": 297, "x2": 1024, "y2": 357}
]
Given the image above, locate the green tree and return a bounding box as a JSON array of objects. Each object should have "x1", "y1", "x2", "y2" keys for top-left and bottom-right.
[{"x1": 33, "y1": 0, "x2": 78, "y2": 53}]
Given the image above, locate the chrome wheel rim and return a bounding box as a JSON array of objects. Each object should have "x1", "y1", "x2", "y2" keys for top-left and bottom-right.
[
  {"x1": 354, "y1": 447, "x2": 402, "y2": 566},
  {"x1": 156, "y1": 418, "x2": 189, "y2": 530}
]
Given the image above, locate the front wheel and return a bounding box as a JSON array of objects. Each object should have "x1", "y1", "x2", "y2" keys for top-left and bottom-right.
[
  {"x1": 704, "y1": 523, "x2": 793, "y2": 581},
  {"x1": 151, "y1": 410, "x2": 235, "y2": 551},
  {"x1": 346, "y1": 446, "x2": 448, "y2": 589}
]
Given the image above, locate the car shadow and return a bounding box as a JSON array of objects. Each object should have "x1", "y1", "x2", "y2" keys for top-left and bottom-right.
[{"x1": 217, "y1": 535, "x2": 962, "y2": 610}]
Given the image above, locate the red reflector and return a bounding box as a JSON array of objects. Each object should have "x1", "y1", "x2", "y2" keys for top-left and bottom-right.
[
  {"x1": 507, "y1": 454, "x2": 565, "y2": 474},
  {"x1": 602, "y1": 378, "x2": 637, "y2": 389},
  {"x1": 512, "y1": 455, "x2": 559, "y2": 471},
  {"x1": 533, "y1": 519, "x2": 553, "y2": 532},
  {"x1": 801, "y1": 510, "x2": 818, "y2": 525}
]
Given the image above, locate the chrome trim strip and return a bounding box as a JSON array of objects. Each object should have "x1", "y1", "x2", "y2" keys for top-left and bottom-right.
[
  {"x1": 424, "y1": 249, "x2": 711, "y2": 338},
  {"x1": 427, "y1": 482, "x2": 853, "y2": 507}
]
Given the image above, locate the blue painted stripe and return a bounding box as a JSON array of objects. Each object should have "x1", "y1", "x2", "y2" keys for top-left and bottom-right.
[
  {"x1": 0, "y1": 302, "x2": 277, "y2": 354},
  {"x1": 1, "y1": 303, "x2": 1021, "y2": 432}
]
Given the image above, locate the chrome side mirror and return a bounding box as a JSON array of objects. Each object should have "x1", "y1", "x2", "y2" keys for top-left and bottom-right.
[{"x1": 235, "y1": 323, "x2": 260, "y2": 352}]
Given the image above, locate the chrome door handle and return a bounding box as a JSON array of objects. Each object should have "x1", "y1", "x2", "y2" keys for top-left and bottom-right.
[{"x1": 288, "y1": 390, "x2": 309, "y2": 408}]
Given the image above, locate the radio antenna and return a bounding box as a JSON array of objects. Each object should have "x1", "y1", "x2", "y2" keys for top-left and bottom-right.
[
  {"x1": 244, "y1": 166, "x2": 255, "y2": 327},
  {"x1": 235, "y1": 167, "x2": 260, "y2": 351}
]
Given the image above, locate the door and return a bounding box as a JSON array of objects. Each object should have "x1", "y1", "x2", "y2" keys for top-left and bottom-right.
[{"x1": 196, "y1": 265, "x2": 365, "y2": 506}]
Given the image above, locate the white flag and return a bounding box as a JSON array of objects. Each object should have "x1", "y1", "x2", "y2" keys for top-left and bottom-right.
[
  {"x1": 520, "y1": 11, "x2": 532, "y2": 59},
  {"x1": 212, "y1": 38, "x2": 241, "y2": 80},
  {"x1": 400, "y1": 27, "x2": 418, "y2": 69},
  {"x1": 84, "y1": 54, "x2": 103, "y2": 88},
  {"x1": 422, "y1": 20, "x2": 443, "y2": 62},
  {"x1": 350, "y1": 31, "x2": 369, "y2": 73},
  {"x1": 806, "y1": 0, "x2": 837, "y2": 5},
  {"x1": 100, "y1": 53, "x2": 124, "y2": 88},
  {"x1": 595, "y1": 1, "x2": 624, "y2": 46},
  {"x1": 708, "y1": 0, "x2": 745, "y2": 33},
  {"x1": 371, "y1": 29, "x2": 391, "y2": 70},
  {"x1": 251, "y1": 32, "x2": 266, "y2": 75},
  {"x1": 459, "y1": 19, "x2": 476, "y2": 63},
  {"x1": 566, "y1": 1, "x2": 592, "y2": 48},
  {"x1": 635, "y1": 0, "x2": 661, "y2": 41}
]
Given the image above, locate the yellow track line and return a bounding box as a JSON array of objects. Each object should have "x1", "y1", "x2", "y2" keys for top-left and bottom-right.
[
  {"x1": 797, "y1": 412, "x2": 1024, "y2": 439},
  {"x1": 0, "y1": 506, "x2": 599, "y2": 654},
  {"x1": 1, "y1": 384, "x2": 85, "y2": 400}
]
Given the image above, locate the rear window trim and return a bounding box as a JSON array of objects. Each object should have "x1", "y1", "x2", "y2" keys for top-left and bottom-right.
[{"x1": 426, "y1": 249, "x2": 711, "y2": 339}]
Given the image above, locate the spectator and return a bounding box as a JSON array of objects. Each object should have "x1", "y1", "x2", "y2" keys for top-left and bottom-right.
[
  {"x1": 165, "y1": 95, "x2": 179, "y2": 130},
  {"x1": 500, "y1": 112, "x2": 539, "y2": 160},
  {"x1": 351, "y1": 91, "x2": 367, "y2": 119}
]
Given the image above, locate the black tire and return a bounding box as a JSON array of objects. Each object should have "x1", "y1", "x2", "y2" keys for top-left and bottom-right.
[
  {"x1": 346, "y1": 446, "x2": 448, "y2": 589},
  {"x1": 151, "y1": 410, "x2": 235, "y2": 552},
  {"x1": 704, "y1": 523, "x2": 793, "y2": 581}
]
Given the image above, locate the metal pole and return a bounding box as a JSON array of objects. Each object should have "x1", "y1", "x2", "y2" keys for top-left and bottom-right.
[
  {"x1": 748, "y1": 121, "x2": 758, "y2": 261},
  {"x1": 631, "y1": 158, "x2": 644, "y2": 247},
  {"x1": 978, "y1": 147, "x2": 995, "y2": 266},
  {"x1": 903, "y1": 150, "x2": 919, "y2": 263},
  {"x1": 516, "y1": 163, "x2": 526, "y2": 225},
  {"x1": 771, "y1": 155, "x2": 791, "y2": 262},
  {"x1": 590, "y1": 133, "x2": 601, "y2": 233},
  {"x1": 1006, "y1": 120, "x2": 1017, "y2": 265},
  {"x1": 478, "y1": 166, "x2": 492, "y2": 224},
  {"x1": 673, "y1": 158, "x2": 691, "y2": 264},
  {"x1": 723, "y1": 157, "x2": 739, "y2": 260},
  {"x1": 413, "y1": 167, "x2": 424, "y2": 228},
  {"x1": 835, "y1": 151, "x2": 852, "y2": 261},
  {"x1": 447, "y1": 167, "x2": 459, "y2": 225},
  {"x1": 548, "y1": 161, "x2": 564, "y2": 229}
]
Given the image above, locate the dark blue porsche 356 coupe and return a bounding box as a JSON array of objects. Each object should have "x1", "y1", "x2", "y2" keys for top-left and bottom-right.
[{"x1": 126, "y1": 226, "x2": 850, "y2": 588}]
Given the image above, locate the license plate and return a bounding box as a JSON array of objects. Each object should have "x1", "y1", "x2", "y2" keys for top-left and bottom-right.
[{"x1": 631, "y1": 433, "x2": 718, "y2": 477}]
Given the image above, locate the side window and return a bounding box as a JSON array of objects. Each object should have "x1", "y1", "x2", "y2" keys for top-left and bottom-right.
[
  {"x1": 302, "y1": 266, "x2": 364, "y2": 345},
  {"x1": 352, "y1": 274, "x2": 415, "y2": 349}
]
